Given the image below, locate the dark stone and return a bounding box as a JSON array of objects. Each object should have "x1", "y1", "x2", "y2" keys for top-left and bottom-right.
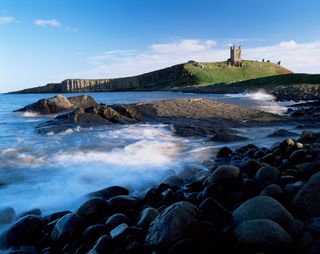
[
  {"x1": 233, "y1": 196, "x2": 294, "y2": 228},
  {"x1": 44, "y1": 210, "x2": 71, "y2": 223},
  {"x1": 267, "y1": 129, "x2": 298, "y2": 137},
  {"x1": 14, "y1": 95, "x2": 74, "y2": 114},
  {"x1": 296, "y1": 231, "x2": 314, "y2": 252},
  {"x1": 292, "y1": 172, "x2": 320, "y2": 219},
  {"x1": 168, "y1": 238, "x2": 201, "y2": 254},
  {"x1": 211, "y1": 133, "x2": 248, "y2": 142},
  {"x1": 260, "y1": 184, "x2": 284, "y2": 202},
  {"x1": 197, "y1": 183, "x2": 224, "y2": 203},
  {"x1": 286, "y1": 219, "x2": 304, "y2": 238},
  {"x1": 51, "y1": 213, "x2": 85, "y2": 244},
  {"x1": 81, "y1": 224, "x2": 107, "y2": 244},
  {"x1": 295, "y1": 160, "x2": 320, "y2": 179},
  {"x1": 0, "y1": 207, "x2": 16, "y2": 225},
  {"x1": 289, "y1": 150, "x2": 306, "y2": 165},
  {"x1": 199, "y1": 198, "x2": 232, "y2": 228},
  {"x1": 188, "y1": 220, "x2": 221, "y2": 240},
  {"x1": 309, "y1": 239, "x2": 320, "y2": 254},
  {"x1": 142, "y1": 187, "x2": 157, "y2": 205},
  {"x1": 283, "y1": 181, "x2": 305, "y2": 195},
  {"x1": 162, "y1": 175, "x2": 184, "y2": 187},
  {"x1": 145, "y1": 201, "x2": 198, "y2": 248},
  {"x1": 234, "y1": 219, "x2": 293, "y2": 252},
  {"x1": 161, "y1": 189, "x2": 176, "y2": 204},
  {"x1": 108, "y1": 195, "x2": 141, "y2": 211},
  {"x1": 105, "y1": 213, "x2": 129, "y2": 231},
  {"x1": 217, "y1": 146, "x2": 233, "y2": 158},
  {"x1": 0, "y1": 215, "x2": 44, "y2": 248},
  {"x1": 87, "y1": 235, "x2": 113, "y2": 254},
  {"x1": 88, "y1": 185, "x2": 129, "y2": 200},
  {"x1": 305, "y1": 217, "x2": 320, "y2": 236},
  {"x1": 253, "y1": 150, "x2": 265, "y2": 159},
  {"x1": 243, "y1": 178, "x2": 259, "y2": 197},
  {"x1": 17, "y1": 209, "x2": 41, "y2": 220},
  {"x1": 76, "y1": 197, "x2": 110, "y2": 223},
  {"x1": 110, "y1": 223, "x2": 130, "y2": 241},
  {"x1": 279, "y1": 175, "x2": 297, "y2": 185},
  {"x1": 126, "y1": 241, "x2": 144, "y2": 254},
  {"x1": 136, "y1": 207, "x2": 159, "y2": 229},
  {"x1": 254, "y1": 165, "x2": 278, "y2": 187},
  {"x1": 225, "y1": 192, "x2": 246, "y2": 209},
  {"x1": 206, "y1": 165, "x2": 242, "y2": 193}
]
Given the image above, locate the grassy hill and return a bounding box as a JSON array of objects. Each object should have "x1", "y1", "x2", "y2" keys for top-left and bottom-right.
[
  {"x1": 9, "y1": 60, "x2": 299, "y2": 94},
  {"x1": 183, "y1": 60, "x2": 292, "y2": 86}
]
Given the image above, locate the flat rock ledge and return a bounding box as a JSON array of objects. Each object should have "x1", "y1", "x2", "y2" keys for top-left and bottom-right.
[{"x1": 31, "y1": 96, "x2": 284, "y2": 137}]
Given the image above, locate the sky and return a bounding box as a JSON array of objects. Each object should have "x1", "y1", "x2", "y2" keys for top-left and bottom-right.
[{"x1": 0, "y1": 0, "x2": 320, "y2": 92}]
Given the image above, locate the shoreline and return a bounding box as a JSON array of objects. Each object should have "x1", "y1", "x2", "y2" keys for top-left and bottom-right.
[{"x1": 1, "y1": 131, "x2": 320, "y2": 253}]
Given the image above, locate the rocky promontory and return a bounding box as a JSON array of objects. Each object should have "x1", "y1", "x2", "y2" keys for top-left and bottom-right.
[{"x1": 16, "y1": 95, "x2": 286, "y2": 138}]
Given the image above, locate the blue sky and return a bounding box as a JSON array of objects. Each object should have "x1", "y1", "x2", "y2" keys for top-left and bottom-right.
[{"x1": 1, "y1": 0, "x2": 320, "y2": 92}]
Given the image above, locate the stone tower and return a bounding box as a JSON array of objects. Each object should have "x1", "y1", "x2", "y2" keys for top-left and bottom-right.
[{"x1": 229, "y1": 45, "x2": 242, "y2": 67}]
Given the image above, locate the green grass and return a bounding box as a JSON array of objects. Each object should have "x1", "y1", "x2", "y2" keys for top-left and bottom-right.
[{"x1": 183, "y1": 60, "x2": 291, "y2": 86}]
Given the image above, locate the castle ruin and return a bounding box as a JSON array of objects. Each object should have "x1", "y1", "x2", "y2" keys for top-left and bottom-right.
[{"x1": 228, "y1": 45, "x2": 242, "y2": 67}]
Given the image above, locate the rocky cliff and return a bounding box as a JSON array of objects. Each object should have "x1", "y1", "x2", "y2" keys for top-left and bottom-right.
[{"x1": 11, "y1": 64, "x2": 195, "y2": 94}]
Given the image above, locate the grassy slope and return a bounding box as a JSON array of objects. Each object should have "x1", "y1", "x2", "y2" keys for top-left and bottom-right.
[{"x1": 183, "y1": 60, "x2": 292, "y2": 86}]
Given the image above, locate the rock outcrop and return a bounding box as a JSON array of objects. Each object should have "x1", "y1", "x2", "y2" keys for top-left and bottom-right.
[
  {"x1": 34, "y1": 98, "x2": 282, "y2": 136},
  {"x1": 14, "y1": 95, "x2": 97, "y2": 115}
]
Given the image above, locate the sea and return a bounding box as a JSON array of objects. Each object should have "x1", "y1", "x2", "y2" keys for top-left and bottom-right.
[{"x1": 0, "y1": 91, "x2": 314, "y2": 216}]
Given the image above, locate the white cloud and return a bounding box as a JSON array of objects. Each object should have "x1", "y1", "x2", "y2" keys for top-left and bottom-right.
[
  {"x1": 0, "y1": 16, "x2": 15, "y2": 24},
  {"x1": 34, "y1": 19, "x2": 60, "y2": 27},
  {"x1": 66, "y1": 39, "x2": 320, "y2": 79},
  {"x1": 150, "y1": 39, "x2": 216, "y2": 54}
]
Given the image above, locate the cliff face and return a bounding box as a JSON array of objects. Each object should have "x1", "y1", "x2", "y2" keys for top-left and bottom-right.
[{"x1": 11, "y1": 64, "x2": 195, "y2": 94}]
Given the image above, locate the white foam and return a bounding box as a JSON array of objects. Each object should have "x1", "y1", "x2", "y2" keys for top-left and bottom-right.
[{"x1": 20, "y1": 111, "x2": 39, "y2": 117}]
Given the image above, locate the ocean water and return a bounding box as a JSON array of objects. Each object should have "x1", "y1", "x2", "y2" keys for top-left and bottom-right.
[{"x1": 0, "y1": 91, "x2": 308, "y2": 215}]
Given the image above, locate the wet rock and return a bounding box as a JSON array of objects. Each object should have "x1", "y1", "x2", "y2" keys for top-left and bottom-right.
[
  {"x1": 217, "y1": 146, "x2": 233, "y2": 158},
  {"x1": 260, "y1": 184, "x2": 284, "y2": 202},
  {"x1": 197, "y1": 183, "x2": 224, "y2": 203},
  {"x1": 108, "y1": 195, "x2": 141, "y2": 211},
  {"x1": 211, "y1": 133, "x2": 248, "y2": 142},
  {"x1": 0, "y1": 215, "x2": 44, "y2": 248},
  {"x1": 17, "y1": 209, "x2": 41, "y2": 219},
  {"x1": 137, "y1": 207, "x2": 159, "y2": 229},
  {"x1": 309, "y1": 239, "x2": 320, "y2": 254},
  {"x1": 0, "y1": 207, "x2": 16, "y2": 225},
  {"x1": 287, "y1": 219, "x2": 304, "y2": 238},
  {"x1": 162, "y1": 175, "x2": 184, "y2": 187},
  {"x1": 292, "y1": 172, "x2": 320, "y2": 219},
  {"x1": 67, "y1": 95, "x2": 97, "y2": 109},
  {"x1": 51, "y1": 213, "x2": 85, "y2": 243},
  {"x1": 296, "y1": 231, "x2": 314, "y2": 252},
  {"x1": 206, "y1": 165, "x2": 241, "y2": 193},
  {"x1": 305, "y1": 217, "x2": 320, "y2": 236},
  {"x1": 145, "y1": 201, "x2": 198, "y2": 248},
  {"x1": 234, "y1": 219, "x2": 293, "y2": 252},
  {"x1": 88, "y1": 185, "x2": 129, "y2": 200},
  {"x1": 168, "y1": 238, "x2": 201, "y2": 254},
  {"x1": 44, "y1": 210, "x2": 71, "y2": 223},
  {"x1": 126, "y1": 241, "x2": 144, "y2": 254},
  {"x1": 81, "y1": 224, "x2": 107, "y2": 244},
  {"x1": 14, "y1": 95, "x2": 73, "y2": 114},
  {"x1": 87, "y1": 235, "x2": 113, "y2": 254},
  {"x1": 267, "y1": 129, "x2": 298, "y2": 137},
  {"x1": 294, "y1": 160, "x2": 320, "y2": 179},
  {"x1": 233, "y1": 196, "x2": 294, "y2": 228},
  {"x1": 105, "y1": 213, "x2": 129, "y2": 231},
  {"x1": 110, "y1": 223, "x2": 130, "y2": 241},
  {"x1": 289, "y1": 150, "x2": 306, "y2": 165},
  {"x1": 199, "y1": 198, "x2": 232, "y2": 228},
  {"x1": 255, "y1": 165, "x2": 278, "y2": 187},
  {"x1": 76, "y1": 197, "x2": 110, "y2": 223}
]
